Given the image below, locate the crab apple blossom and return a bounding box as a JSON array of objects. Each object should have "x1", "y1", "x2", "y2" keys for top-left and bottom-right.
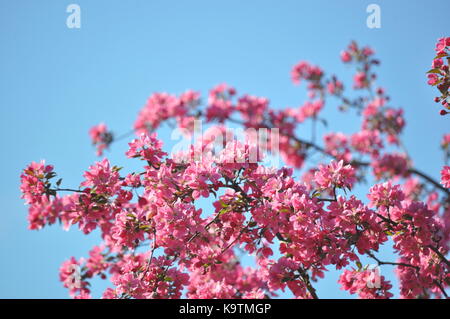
[
  {"x1": 89, "y1": 123, "x2": 113, "y2": 156},
  {"x1": 338, "y1": 268, "x2": 393, "y2": 299},
  {"x1": 20, "y1": 160, "x2": 55, "y2": 204},
  {"x1": 442, "y1": 166, "x2": 450, "y2": 188},
  {"x1": 20, "y1": 41, "x2": 450, "y2": 299},
  {"x1": 427, "y1": 37, "x2": 450, "y2": 115},
  {"x1": 314, "y1": 160, "x2": 356, "y2": 191}
]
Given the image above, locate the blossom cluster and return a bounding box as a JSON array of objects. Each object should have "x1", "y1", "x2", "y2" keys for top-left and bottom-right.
[
  {"x1": 21, "y1": 41, "x2": 450, "y2": 299},
  {"x1": 89, "y1": 123, "x2": 113, "y2": 156},
  {"x1": 427, "y1": 37, "x2": 450, "y2": 115}
]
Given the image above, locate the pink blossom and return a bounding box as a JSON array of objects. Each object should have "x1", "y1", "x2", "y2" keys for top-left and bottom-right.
[
  {"x1": 323, "y1": 132, "x2": 351, "y2": 162},
  {"x1": 20, "y1": 160, "x2": 54, "y2": 204},
  {"x1": 19, "y1": 40, "x2": 450, "y2": 300},
  {"x1": 314, "y1": 160, "x2": 356, "y2": 190},
  {"x1": 295, "y1": 100, "x2": 324, "y2": 122},
  {"x1": 126, "y1": 133, "x2": 167, "y2": 165},
  {"x1": 59, "y1": 257, "x2": 90, "y2": 297},
  {"x1": 367, "y1": 181, "x2": 405, "y2": 209},
  {"x1": 89, "y1": 123, "x2": 112, "y2": 156},
  {"x1": 372, "y1": 153, "x2": 410, "y2": 180},
  {"x1": 236, "y1": 94, "x2": 268, "y2": 127},
  {"x1": 441, "y1": 166, "x2": 450, "y2": 188},
  {"x1": 338, "y1": 269, "x2": 393, "y2": 299},
  {"x1": 350, "y1": 130, "x2": 383, "y2": 156},
  {"x1": 291, "y1": 61, "x2": 323, "y2": 85},
  {"x1": 441, "y1": 134, "x2": 450, "y2": 149},
  {"x1": 205, "y1": 83, "x2": 236, "y2": 122},
  {"x1": 427, "y1": 73, "x2": 439, "y2": 85},
  {"x1": 353, "y1": 72, "x2": 368, "y2": 89},
  {"x1": 81, "y1": 158, "x2": 121, "y2": 196},
  {"x1": 432, "y1": 58, "x2": 444, "y2": 69},
  {"x1": 134, "y1": 92, "x2": 185, "y2": 133},
  {"x1": 340, "y1": 50, "x2": 352, "y2": 63}
]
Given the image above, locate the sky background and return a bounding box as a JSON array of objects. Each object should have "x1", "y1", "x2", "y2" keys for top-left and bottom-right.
[{"x1": 0, "y1": 0, "x2": 449, "y2": 298}]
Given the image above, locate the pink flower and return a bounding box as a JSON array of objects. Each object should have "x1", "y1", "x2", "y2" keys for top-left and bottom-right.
[
  {"x1": 81, "y1": 158, "x2": 121, "y2": 196},
  {"x1": 339, "y1": 268, "x2": 393, "y2": 299},
  {"x1": 26, "y1": 195, "x2": 74, "y2": 230},
  {"x1": 441, "y1": 166, "x2": 450, "y2": 188},
  {"x1": 291, "y1": 61, "x2": 323, "y2": 85},
  {"x1": 20, "y1": 161, "x2": 54, "y2": 204},
  {"x1": 111, "y1": 207, "x2": 149, "y2": 249},
  {"x1": 59, "y1": 257, "x2": 90, "y2": 297},
  {"x1": 435, "y1": 37, "x2": 449, "y2": 54},
  {"x1": 432, "y1": 58, "x2": 444, "y2": 69},
  {"x1": 126, "y1": 133, "x2": 167, "y2": 165},
  {"x1": 89, "y1": 123, "x2": 113, "y2": 156},
  {"x1": 182, "y1": 161, "x2": 221, "y2": 200},
  {"x1": 427, "y1": 73, "x2": 439, "y2": 85},
  {"x1": 85, "y1": 245, "x2": 109, "y2": 278},
  {"x1": 372, "y1": 153, "x2": 410, "y2": 180},
  {"x1": 340, "y1": 50, "x2": 352, "y2": 63},
  {"x1": 327, "y1": 78, "x2": 344, "y2": 95},
  {"x1": 179, "y1": 89, "x2": 201, "y2": 107},
  {"x1": 442, "y1": 134, "x2": 450, "y2": 149},
  {"x1": 205, "y1": 83, "x2": 236, "y2": 122},
  {"x1": 314, "y1": 160, "x2": 356, "y2": 190},
  {"x1": 323, "y1": 132, "x2": 351, "y2": 162},
  {"x1": 295, "y1": 100, "x2": 324, "y2": 122},
  {"x1": 362, "y1": 47, "x2": 375, "y2": 57},
  {"x1": 367, "y1": 181, "x2": 405, "y2": 209},
  {"x1": 236, "y1": 94, "x2": 268, "y2": 127},
  {"x1": 350, "y1": 130, "x2": 383, "y2": 156},
  {"x1": 134, "y1": 92, "x2": 185, "y2": 133},
  {"x1": 18, "y1": 39, "x2": 450, "y2": 300},
  {"x1": 353, "y1": 72, "x2": 368, "y2": 89}
]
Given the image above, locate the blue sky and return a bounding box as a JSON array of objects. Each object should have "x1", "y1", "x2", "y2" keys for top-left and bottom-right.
[{"x1": 0, "y1": 0, "x2": 449, "y2": 298}]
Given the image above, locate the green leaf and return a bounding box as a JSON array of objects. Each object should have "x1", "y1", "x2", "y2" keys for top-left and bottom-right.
[
  {"x1": 312, "y1": 191, "x2": 321, "y2": 198},
  {"x1": 426, "y1": 68, "x2": 442, "y2": 74},
  {"x1": 434, "y1": 53, "x2": 448, "y2": 59},
  {"x1": 218, "y1": 208, "x2": 228, "y2": 216},
  {"x1": 248, "y1": 221, "x2": 257, "y2": 227},
  {"x1": 356, "y1": 261, "x2": 363, "y2": 270},
  {"x1": 432, "y1": 79, "x2": 443, "y2": 86},
  {"x1": 219, "y1": 200, "x2": 228, "y2": 208}
]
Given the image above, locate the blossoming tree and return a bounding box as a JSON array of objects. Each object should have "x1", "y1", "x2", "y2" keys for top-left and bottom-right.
[{"x1": 20, "y1": 40, "x2": 450, "y2": 299}]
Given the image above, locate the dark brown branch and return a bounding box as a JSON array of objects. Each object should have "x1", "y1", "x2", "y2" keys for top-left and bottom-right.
[
  {"x1": 298, "y1": 267, "x2": 319, "y2": 299},
  {"x1": 433, "y1": 280, "x2": 449, "y2": 298},
  {"x1": 427, "y1": 245, "x2": 450, "y2": 268},
  {"x1": 219, "y1": 221, "x2": 251, "y2": 255},
  {"x1": 52, "y1": 188, "x2": 85, "y2": 193},
  {"x1": 366, "y1": 251, "x2": 419, "y2": 271}
]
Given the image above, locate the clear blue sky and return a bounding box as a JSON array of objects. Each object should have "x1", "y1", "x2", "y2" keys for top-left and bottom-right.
[{"x1": 0, "y1": 0, "x2": 449, "y2": 298}]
